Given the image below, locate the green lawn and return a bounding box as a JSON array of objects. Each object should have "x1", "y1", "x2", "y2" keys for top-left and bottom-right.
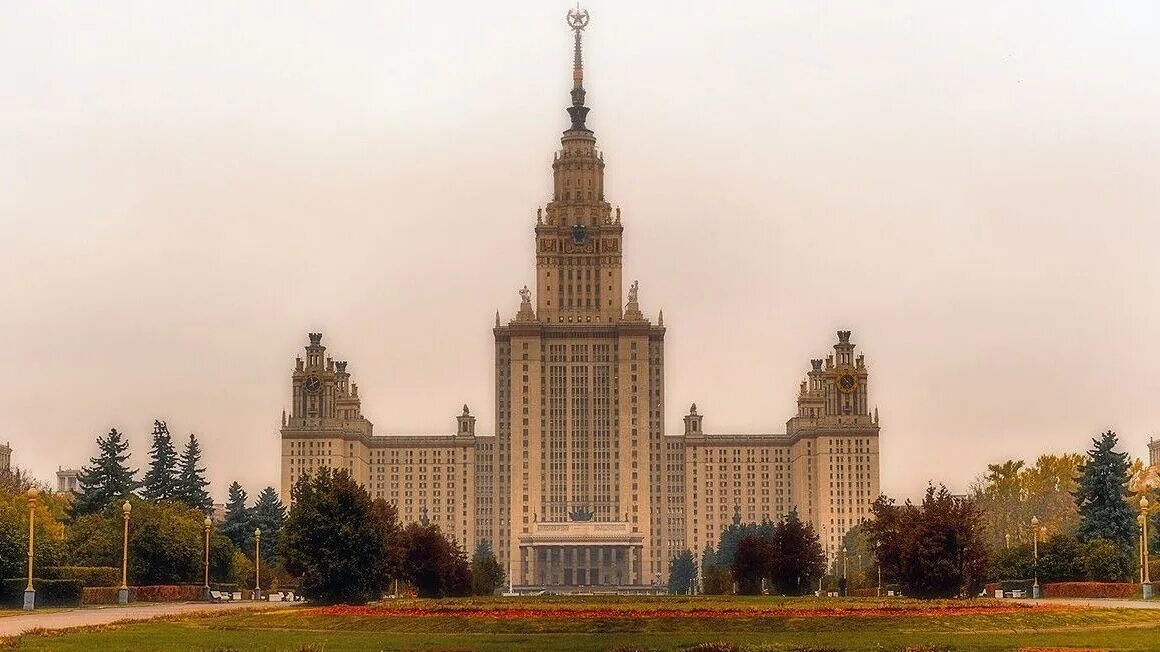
[{"x1": 6, "y1": 596, "x2": 1160, "y2": 651}]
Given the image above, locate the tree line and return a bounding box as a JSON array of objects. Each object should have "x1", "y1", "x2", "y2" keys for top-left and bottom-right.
[
  {"x1": 667, "y1": 429, "x2": 1150, "y2": 598},
  {"x1": 282, "y1": 467, "x2": 504, "y2": 602}
]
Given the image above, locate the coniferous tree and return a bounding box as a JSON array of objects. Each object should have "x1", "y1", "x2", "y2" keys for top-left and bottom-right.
[
  {"x1": 220, "y1": 481, "x2": 251, "y2": 550},
  {"x1": 469, "y1": 540, "x2": 505, "y2": 596},
  {"x1": 1073, "y1": 430, "x2": 1134, "y2": 548},
  {"x1": 175, "y1": 434, "x2": 212, "y2": 511},
  {"x1": 701, "y1": 543, "x2": 730, "y2": 595},
  {"x1": 769, "y1": 511, "x2": 826, "y2": 595},
  {"x1": 251, "y1": 486, "x2": 287, "y2": 564},
  {"x1": 667, "y1": 548, "x2": 697, "y2": 595},
  {"x1": 141, "y1": 420, "x2": 180, "y2": 502},
  {"x1": 71, "y1": 428, "x2": 138, "y2": 517}
]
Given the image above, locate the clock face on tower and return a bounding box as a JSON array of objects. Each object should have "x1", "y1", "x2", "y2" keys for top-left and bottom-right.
[
  {"x1": 571, "y1": 223, "x2": 588, "y2": 245},
  {"x1": 304, "y1": 376, "x2": 322, "y2": 394},
  {"x1": 837, "y1": 373, "x2": 858, "y2": 394}
]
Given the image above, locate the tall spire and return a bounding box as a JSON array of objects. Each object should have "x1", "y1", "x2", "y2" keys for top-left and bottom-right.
[{"x1": 565, "y1": 5, "x2": 591, "y2": 133}]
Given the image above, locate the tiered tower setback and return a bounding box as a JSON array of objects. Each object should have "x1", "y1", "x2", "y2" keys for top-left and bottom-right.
[{"x1": 277, "y1": 9, "x2": 881, "y2": 592}]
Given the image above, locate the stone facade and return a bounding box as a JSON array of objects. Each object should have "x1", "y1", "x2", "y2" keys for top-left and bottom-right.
[
  {"x1": 0, "y1": 442, "x2": 10, "y2": 473},
  {"x1": 56, "y1": 467, "x2": 81, "y2": 494},
  {"x1": 278, "y1": 11, "x2": 881, "y2": 591}
]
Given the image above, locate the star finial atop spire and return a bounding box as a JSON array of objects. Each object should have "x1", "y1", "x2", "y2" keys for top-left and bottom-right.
[{"x1": 565, "y1": 5, "x2": 592, "y2": 133}]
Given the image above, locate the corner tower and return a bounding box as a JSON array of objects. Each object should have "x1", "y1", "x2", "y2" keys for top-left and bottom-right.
[{"x1": 487, "y1": 8, "x2": 668, "y2": 592}]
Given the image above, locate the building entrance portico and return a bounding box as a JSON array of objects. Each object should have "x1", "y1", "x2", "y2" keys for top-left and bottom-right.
[{"x1": 516, "y1": 521, "x2": 645, "y2": 593}]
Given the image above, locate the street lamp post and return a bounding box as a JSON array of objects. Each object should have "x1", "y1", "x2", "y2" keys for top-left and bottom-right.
[
  {"x1": 1031, "y1": 515, "x2": 1040, "y2": 599},
  {"x1": 254, "y1": 528, "x2": 262, "y2": 600},
  {"x1": 1142, "y1": 497, "x2": 1153, "y2": 599},
  {"x1": 203, "y1": 517, "x2": 212, "y2": 601},
  {"x1": 875, "y1": 541, "x2": 882, "y2": 598},
  {"x1": 119, "y1": 500, "x2": 132, "y2": 605},
  {"x1": 23, "y1": 488, "x2": 38, "y2": 610},
  {"x1": 841, "y1": 546, "x2": 848, "y2": 597},
  {"x1": 1138, "y1": 513, "x2": 1146, "y2": 584}
]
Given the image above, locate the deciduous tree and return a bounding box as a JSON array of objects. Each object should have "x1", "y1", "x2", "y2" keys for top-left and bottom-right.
[
  {"x1": 401, "y1": 522, "x2": 470, "y2": 598},
  {"x1": 866, "y1": 484, "x2": 989, "y2": 598},
  {"x1": 280, "y1": 468, "x2": 400, "y2": 604}
]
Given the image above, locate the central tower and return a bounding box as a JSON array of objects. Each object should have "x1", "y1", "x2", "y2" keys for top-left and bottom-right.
[
  {"x1": 484, "y1": 8, "x2": 669, "y2": 591},
  {"x1": 535, "y1": 7, "x2": 623, "y2": 324}
]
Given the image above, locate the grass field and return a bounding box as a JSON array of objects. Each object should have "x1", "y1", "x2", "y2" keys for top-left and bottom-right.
[{"x1": 5, "y1": 596, "x2": 1160, "y2": 651}]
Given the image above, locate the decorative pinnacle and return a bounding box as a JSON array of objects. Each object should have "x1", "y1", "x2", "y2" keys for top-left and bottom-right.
[{"x1": 565, "y1": 5, "x2": 592, "y2": 132}]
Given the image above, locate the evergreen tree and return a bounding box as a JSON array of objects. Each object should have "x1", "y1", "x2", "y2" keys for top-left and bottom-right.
[
  {"x1": 220, "y1": 481, "x2": 251, "y2": 550},
  {"x1": 251, "y1": 486, "x2": 287, "y2": 564},
  {"x1": 175, "y1": 434, "x2": 212, "y2": 511},
  {"x1": 768, "y1": 511, "x2": 826, "y2": 595},
  {"x1": 141, "y1": 420, "x2": 180, "y2": 503},
  {"x1": 71, "y1": 428, "x2": 138, "y2": 517},
  {"x1": 469, "y1": 540, "x2": 505, "y2": 596},
  {"x1": 1073, "y1": 430, "x2": 1134, "y2": 547},
  {"x1": 667, "y1": 548, "x2": 697, "y2": 595}
]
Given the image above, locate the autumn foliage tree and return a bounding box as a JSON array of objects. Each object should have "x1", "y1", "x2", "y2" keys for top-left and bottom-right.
[
  {"x1": 400, "y1": 522, "x2": 470, "y2": 598},
  {"x1": 866, "y1": 484, "x2": 989, "y2": 598}
]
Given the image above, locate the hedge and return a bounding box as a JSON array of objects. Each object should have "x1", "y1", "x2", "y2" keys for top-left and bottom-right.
[
  {"x1": 133, "y1": 585, "x2": 205, "y2": 602},
  {"x1": 42, "y1": 566, "x2": 120, "y2": 587},
  {"x1": 211, "y1": 582, "x2": 239, "y2": 593},
  {"x1": 0, "y1": 579, "x2": 85, "y2": 607},
  {"x1": 82, "y1": 586, "x2": 123, "y2": 605},
  {"x1": 1042, "y1": 582, "x2": 1140, "y2": 598},
  {"x1": 82, "y1": 585, "x2": 211, "y2": 604}
]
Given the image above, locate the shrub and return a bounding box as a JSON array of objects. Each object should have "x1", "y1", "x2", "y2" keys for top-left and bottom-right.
[
  {"x1": 133, "y1": 585, "x2": 204, "y2": 602},
  {"x1": 0, "y1": 578, "x2": 84, "y2": 607},
  {"x1": 1080, "y1": 538, "x2": 1134, "y2": 582},
  {"x1": 41, "y1": 566, "x2": 120, "y2": 587},
  {"x1": 1042, "y1": 582, "x2": 1140, "y2": 598},
  {"x1": 82, "y1": 586, "x2": 123, "y2": 605}
]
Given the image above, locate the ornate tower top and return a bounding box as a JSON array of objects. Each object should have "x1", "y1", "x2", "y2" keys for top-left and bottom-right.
[{"x1": 565, "y1": 5, "x2": 591, "y2": 133}]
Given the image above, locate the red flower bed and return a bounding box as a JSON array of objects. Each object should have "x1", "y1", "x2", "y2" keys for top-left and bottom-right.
[
  {"x1": 1042, "y1": 582, "x2": 1140, "y2": 599},
  {"x1": 306, "y1": 603, "x2": 1064, "y2": 620}
]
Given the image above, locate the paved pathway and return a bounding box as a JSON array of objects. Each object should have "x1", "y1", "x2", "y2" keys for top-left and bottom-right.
[
  {"x1": 1032, "y1": 597, "x2": 1160, "y2": 610},
  {"x1": 0, "y1": 601, "x2": 286, "y2": 638}
]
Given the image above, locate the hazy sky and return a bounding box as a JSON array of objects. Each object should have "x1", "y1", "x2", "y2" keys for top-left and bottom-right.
[{"x1": 2, "y1": 2, "x2": 1158, "y2": 503}]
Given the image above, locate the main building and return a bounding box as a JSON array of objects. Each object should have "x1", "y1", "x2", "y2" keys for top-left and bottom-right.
[{"x1": 279, "y1": 10, "x2": 880, "y2": 592}]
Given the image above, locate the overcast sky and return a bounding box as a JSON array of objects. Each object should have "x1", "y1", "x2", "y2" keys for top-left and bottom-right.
[{"x1": 1, "y1": 1, "x2": 1158, "y2": 503}]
